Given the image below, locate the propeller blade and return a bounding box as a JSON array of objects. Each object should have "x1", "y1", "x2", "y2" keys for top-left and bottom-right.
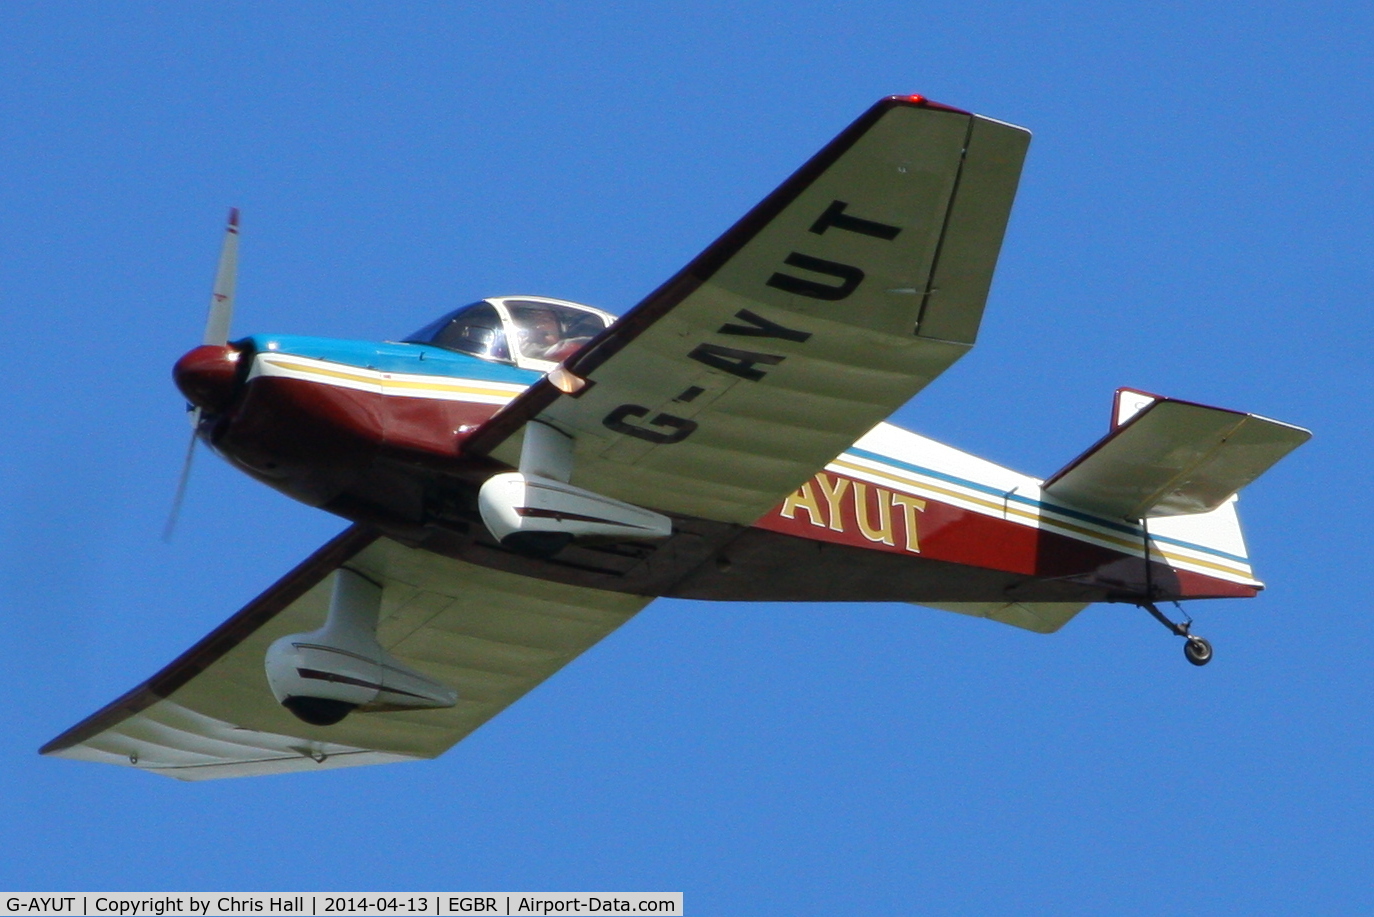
[
  {"x1": 162, "y1": 412, "x2": 201, "y2": 542},
  {"x1": 167, "y1": 209, "x2": 240, "y2": 541},
  {"x1": 202, "y1": 208, "x2": 240, "y2": 346}
]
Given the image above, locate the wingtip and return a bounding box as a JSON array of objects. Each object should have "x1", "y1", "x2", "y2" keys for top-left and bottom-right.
[
  {"x1": 38, "y1": 733, "x2": 70, "y2": 756},
  {"x1": 885, "y1": 94, "x2": 972, "y2": 116},
  {"x1": 227, "y1": 207, "x2": 240, "y2": 230}
]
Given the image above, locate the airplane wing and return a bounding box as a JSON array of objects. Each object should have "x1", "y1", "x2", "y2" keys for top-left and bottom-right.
[
  {"x1": 42, "y1": 526, "x2": 650, "y2": 780},
  {"x1": 467, "y1": 96, "x2": 1031, "y2": 525}
]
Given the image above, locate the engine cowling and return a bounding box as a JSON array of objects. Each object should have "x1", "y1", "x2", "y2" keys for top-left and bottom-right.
[{"x1": 264, "y1": 568, "x2": 456, "y2": 725}]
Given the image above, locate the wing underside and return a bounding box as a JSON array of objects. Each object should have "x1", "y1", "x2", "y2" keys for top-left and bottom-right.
[
  {"x1": 469, "y1": 97, "x2": 1031, "y2": 526},
  {"x1": 43, "y1": 527, "x2": 650, "y2": 780}
]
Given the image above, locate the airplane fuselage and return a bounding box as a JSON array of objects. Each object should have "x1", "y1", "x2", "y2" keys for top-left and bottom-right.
[{"x1": 176, "y1": 324, "x2": 1260, "y2": 617}]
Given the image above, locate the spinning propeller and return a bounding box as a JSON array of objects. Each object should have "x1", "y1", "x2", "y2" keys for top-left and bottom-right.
[{"x1": 163, "y1": 209, "x2": 241, "y2": 540}]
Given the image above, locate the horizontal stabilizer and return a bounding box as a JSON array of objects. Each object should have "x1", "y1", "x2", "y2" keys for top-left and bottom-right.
[
  {"x1": 915, "y1": 600, "x2": 1089, "y2": 634},
  {"x1": 1042, "y1": 395, "x2": 1310, "y2": 520}
]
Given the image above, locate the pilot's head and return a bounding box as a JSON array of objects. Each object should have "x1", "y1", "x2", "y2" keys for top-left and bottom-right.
[{"x1": 522, "y1": 308, "x2": 560, "y2": 349}]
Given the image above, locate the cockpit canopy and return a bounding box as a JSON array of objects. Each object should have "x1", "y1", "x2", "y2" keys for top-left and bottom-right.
[{"x1": 405, "y1": 296, "x2": 615, "y2": 369}]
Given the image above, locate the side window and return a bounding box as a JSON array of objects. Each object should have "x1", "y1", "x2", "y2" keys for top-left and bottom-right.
[
  {"x1": 405, "y1": 302, "x2": 511, "y2": 362},
  {"x1": 506, "y1": 301, "x2": 607, "y2": 364}
]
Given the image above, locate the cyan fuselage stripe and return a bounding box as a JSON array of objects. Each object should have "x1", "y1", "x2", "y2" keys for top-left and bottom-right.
[{"x1": 243, "y1": 335, "x2": 543, "y2": 385}]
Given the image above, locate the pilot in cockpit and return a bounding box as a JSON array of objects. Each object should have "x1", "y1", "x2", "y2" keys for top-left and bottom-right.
[
  {"x1": 507, "y1": 302, "x2": 603, "y2": 363},
  {"x1": 511, "y1": 306, "x2": 563, "y2": 361}
]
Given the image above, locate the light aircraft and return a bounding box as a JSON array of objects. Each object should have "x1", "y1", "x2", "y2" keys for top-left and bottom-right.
[{"x1": 43, "y1": 95, "x2": 1310, "y2": 779}]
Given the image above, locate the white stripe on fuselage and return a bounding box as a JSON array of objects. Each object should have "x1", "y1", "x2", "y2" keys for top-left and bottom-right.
[
  {"x1": 249, "y1": 352, "x2": 527, "y2": 405},
  {"x1": 836, "y1": 424, "x2": 1258, "y2": 585}
]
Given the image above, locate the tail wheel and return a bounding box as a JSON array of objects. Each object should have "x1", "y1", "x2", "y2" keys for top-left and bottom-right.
[{"x1": 1184, "y1": 636, "x2": 1213, "y2": 666}]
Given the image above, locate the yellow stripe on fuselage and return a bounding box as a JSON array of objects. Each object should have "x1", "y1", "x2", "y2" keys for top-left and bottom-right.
[{"x1": 251, "y1": 354, "x2": 526, "y2": 405}]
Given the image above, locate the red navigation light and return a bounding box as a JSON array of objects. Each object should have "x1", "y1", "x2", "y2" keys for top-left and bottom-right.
[{"x1": 890, "y1": 94, "x2": 972, "y2": 116}]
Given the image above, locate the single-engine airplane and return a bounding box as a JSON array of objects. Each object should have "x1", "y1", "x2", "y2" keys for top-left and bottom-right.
[{"x1": 43, "y1": 95, "x2": 1310, "y2": 779}]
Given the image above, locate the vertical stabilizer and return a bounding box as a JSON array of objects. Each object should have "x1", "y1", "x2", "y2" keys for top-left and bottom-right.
[{"x1": 1112, "y1": 387, "x2": 1158, "y2": 429}]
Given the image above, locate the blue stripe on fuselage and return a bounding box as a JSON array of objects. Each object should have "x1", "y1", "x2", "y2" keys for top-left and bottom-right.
[{"x1": 241, "y1": 335, "x2": 544, "y2": 385}]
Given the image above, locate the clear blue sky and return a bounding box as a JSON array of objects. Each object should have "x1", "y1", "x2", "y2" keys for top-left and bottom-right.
[{"x1": 2, "y1": 3, "x2": 1370, "y2": 913}]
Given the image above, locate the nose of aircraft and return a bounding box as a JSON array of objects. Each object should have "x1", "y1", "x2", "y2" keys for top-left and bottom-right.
[{"x1": 174, "y1": 343, "x2": 241, "y2": 413}]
